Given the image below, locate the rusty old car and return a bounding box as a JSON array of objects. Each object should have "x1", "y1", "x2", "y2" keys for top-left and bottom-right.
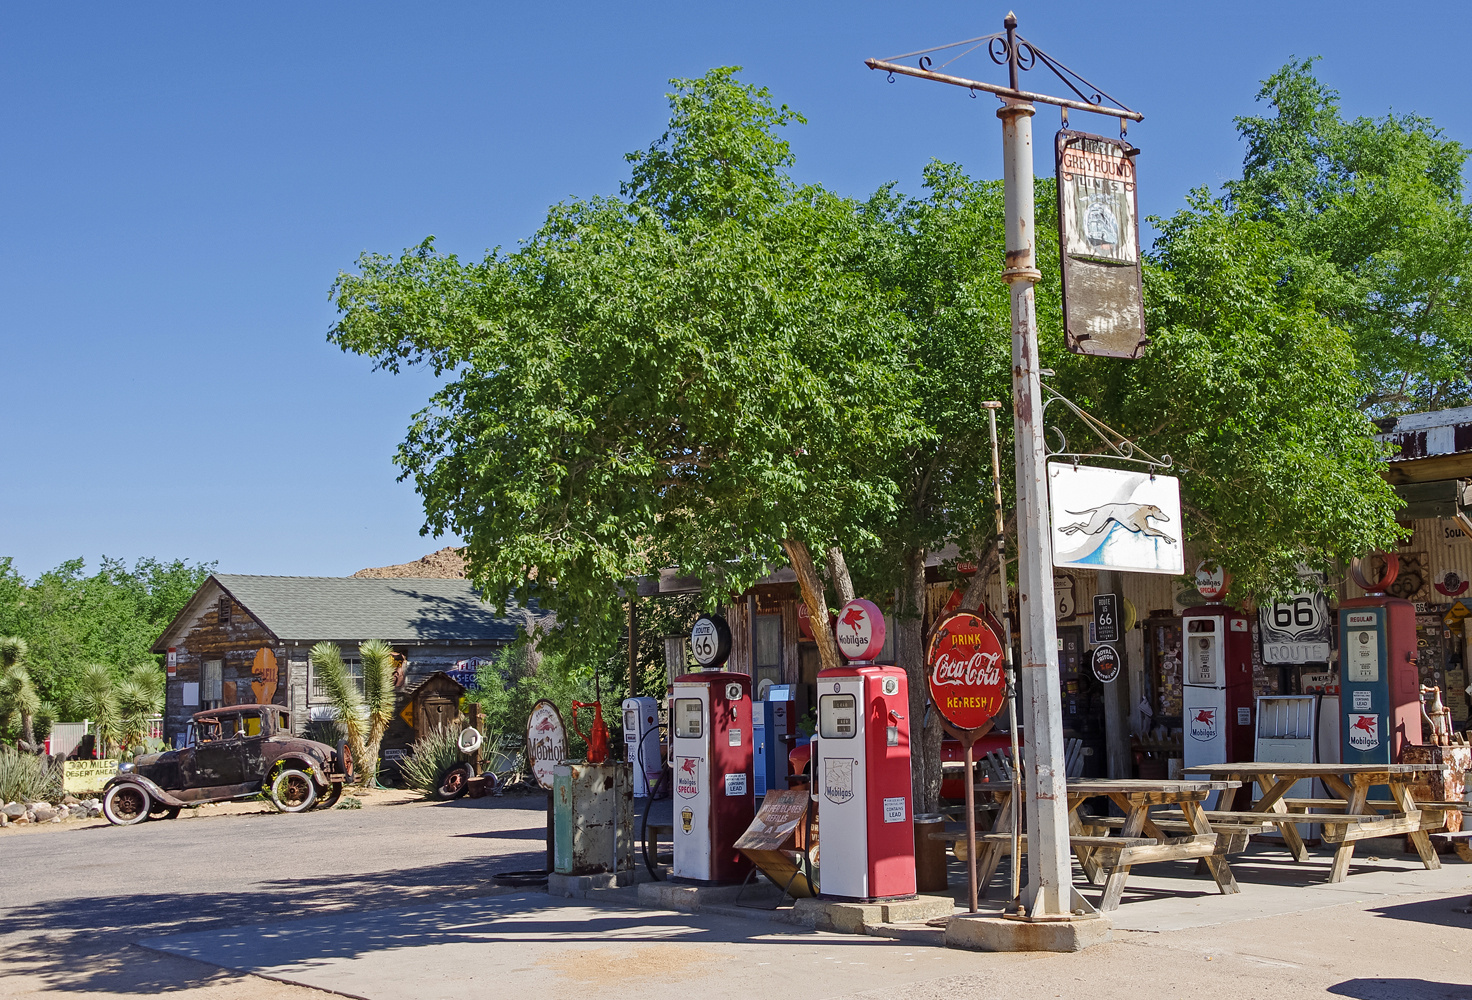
[{"x1": 101, "y1": 704, "x2": 349, "y2": 825}]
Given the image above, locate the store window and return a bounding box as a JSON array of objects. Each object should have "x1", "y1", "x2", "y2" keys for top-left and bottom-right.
[
  {"x1": 754, "y1": 614, "x2": 782, "y2": 698},
  {"x1": 202, "y1": 660, "x2": 223, "y2": 708}
]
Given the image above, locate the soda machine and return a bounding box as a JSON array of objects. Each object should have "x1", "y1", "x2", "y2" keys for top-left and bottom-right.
[{"x1": 812, "y1": 599, "x2": 916, "y2": 902}]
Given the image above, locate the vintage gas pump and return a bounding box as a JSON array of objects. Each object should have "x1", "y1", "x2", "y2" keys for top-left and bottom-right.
[
  {"x1": 1340, "y1": 555, "x2": 1421, "y2": 764},
  {"x1": 761, "y1": 684, "x2": 800, "y2": 793},
  {"x1": 1181, "y1": 564, "x2": 1254, "y2": 805},
  {"x1": 621, "y1": 696, "x2": 661, "y2": 798},
  {"x1": 813, "y1": 599, "x2": 916, "y2": 902},
  {"x1": 670, "y1": 613, "x2": 754, "y2": 884}
]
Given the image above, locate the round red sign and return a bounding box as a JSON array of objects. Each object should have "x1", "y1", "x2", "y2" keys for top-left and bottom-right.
[
  {"x1": 835, "y1": 599, "x2": 886, "y2": 661},
  {"x1": 927, "y1": 612, "x2": 1007, "y2": 732}
]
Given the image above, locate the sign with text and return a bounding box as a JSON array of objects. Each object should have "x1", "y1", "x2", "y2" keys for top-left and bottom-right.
[
  {"x1": 835, "y1": 599, "x2": 886, "y2": 662},
  {"x1": 1049, "y1": 463, "x2": 1184, "y2": 576},
  {"x1": 927, "y1": 612, "x2": 1007, "y2": 733},
  {"x1": 1093, "y1": 593, "x2": 1119, "y2": 643},
  {"x1": 1056, "y1": 129, "x2": 1146, "y2": 358},
  {"x1": 1259, "y1": 590, "x2": 1332, "y2": 664},
  {"x1": 63, "y1": 759, "x2": 118, "y2": 795},
  {"x1": 525, "y1": 700, "x2": 567, "y2": 790}
]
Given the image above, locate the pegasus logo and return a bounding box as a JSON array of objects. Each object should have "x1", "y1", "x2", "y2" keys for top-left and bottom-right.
[
  {"x1": 841, "y1": 607, "x2": 867, "y2": 632},
  {"x1": 1193, "y1": 709, "x2": 1215, "y2": 725},
  {"x1": 1351, "y1": 715, "x2": 1377, "y2": 734},
  {"x1": 679, "y1": 757, "x2": 699, "y2": 776}
]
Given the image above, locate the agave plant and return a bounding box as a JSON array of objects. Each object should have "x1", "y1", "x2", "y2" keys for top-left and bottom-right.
[
  {"x1": 0, "y1": 637, "x2": 41, "y2": 752},
  {"x1": 400, "y1": 725, "x2": 463, "y2": 797},
  {"x1": 310, "y1": 639, "x2": 397, "y2": 788}
]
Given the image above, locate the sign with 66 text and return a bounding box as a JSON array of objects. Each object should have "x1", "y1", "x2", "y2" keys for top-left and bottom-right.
[{"x1": 927, "y1": 612, "x2": 1007, "y2": 732}]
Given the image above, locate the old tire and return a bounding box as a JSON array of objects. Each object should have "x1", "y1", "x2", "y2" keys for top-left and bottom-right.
[
  {"x1": 315, "y1": 782, "x2": 344, "y2": 810},
  {"x1": 270, "y1": 769, "x2": 318, "y2": 813},
  {"x1": 102, "y1": 783, "x2": 152, "y2": 826},
  {"x1": 434, "y1": 762, "x2": 473, "y2": 801}
]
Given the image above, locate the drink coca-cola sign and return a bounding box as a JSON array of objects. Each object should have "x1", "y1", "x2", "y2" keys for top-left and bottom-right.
[{"x1": 927, "y1": 612, "x2": 1006, "y2": 732}]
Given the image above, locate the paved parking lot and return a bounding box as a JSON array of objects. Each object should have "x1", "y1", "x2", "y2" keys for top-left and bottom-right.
[{"x1": 4, "y1": 793, "x2": 1472, "y2": 1000}]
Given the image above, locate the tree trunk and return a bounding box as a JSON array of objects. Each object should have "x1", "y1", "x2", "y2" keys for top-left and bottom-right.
[
  {"x1": 826, "y1": 546, "x2": 855, "y2": 606},
  {"x1": 957, "y1": 513, "x2": 1016, "y2": 612},
  {"x1": 20, "y1": 710, "x2": 36, "y2": 753},
  {"x1": 895, "y1": 546, "x2": 939, "y2": 812},
  {"x1": 783, "y1": 538, "x2": 842, "y2": 672}
]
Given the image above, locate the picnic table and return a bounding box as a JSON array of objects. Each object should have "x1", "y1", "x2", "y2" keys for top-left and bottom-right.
[
  {"x1": 975, "y1": 777, "x2": 1242, "y2": 911},
  {"x1": 1182, "y1": 762, "x2": 1449, "y2": 882}
]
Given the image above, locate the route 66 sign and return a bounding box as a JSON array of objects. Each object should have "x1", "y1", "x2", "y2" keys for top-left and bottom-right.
[{"x1": 690, "y1": 614, "x2": 732, "y2": 668}]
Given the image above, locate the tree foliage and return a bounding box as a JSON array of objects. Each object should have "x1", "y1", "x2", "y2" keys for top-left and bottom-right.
[
  {"x1": 1222, "y1": 58, "x2": 1472, "y2": 414},
  {"x1": 309, "y1": 639, "x2": 396, "y2": 788}
]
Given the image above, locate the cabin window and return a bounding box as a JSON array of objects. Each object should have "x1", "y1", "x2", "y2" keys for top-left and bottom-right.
[
  {"x1": 202, "y1": 660, "x2": 223, "y2": 707},
  {"x1": 218, "y1": 596, "x2": 231, "y2": 624},
  {"x1": 310, "y1": 657, "x2": 363, "y2": 700}
]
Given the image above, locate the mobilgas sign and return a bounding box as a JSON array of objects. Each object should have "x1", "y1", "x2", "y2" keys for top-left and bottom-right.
[
  {"x1": 927, "y1": 611, "x2": 1007, "y2": 732},
  {"x1": 835, "y1": 599, "x2": 886, "y2": 662},
  {"x1": 526, "y1": 700, "x2": 567, "y2": 790}
]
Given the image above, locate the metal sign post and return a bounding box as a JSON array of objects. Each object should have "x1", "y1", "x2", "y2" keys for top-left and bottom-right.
[{"x1": 869, "y1": 11, "x2": 1143, "y2": 922}]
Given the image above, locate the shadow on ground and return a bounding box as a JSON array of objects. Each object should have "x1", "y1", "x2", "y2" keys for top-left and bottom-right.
[{"x1": 1329, "y1": 979, "x2": 1472, "y2": 999}]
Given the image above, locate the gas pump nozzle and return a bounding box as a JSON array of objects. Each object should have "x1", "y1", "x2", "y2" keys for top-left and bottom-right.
[{"x1": 571, "y1": 700, "x2": 610, "y2": 764}]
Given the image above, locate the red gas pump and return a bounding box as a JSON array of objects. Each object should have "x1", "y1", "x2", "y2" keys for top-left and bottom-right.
[
  {"x1": 813, "y1": 599, "x2": 916, "y2": 902},
  {"x1": 1180, "y1": 564, "x2": 1254, "y2": 795}
]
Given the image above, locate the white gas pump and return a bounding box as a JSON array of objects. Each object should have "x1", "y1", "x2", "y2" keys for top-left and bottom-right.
[{"x1": 622, "y1": 696, "x2": 661, "y2": 798}]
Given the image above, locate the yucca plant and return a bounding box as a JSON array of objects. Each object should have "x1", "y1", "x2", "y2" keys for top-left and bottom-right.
[
  {"x1": 0, "y1": 637, "x2": 41, "y2": 752},
  {"x1": 73, "y1": 664, "x2": 121, "y2": 758},
  {"x1": 0, "y1": 746, "x2": 61, "y2": 803},
  {"x1": 310, "y1": 640, "x2": 397, "y2": 788},
  {"x1": 400, "y1": 725, "x2": 463, "y2": 797},
  {"x1": 116, "y1": 665, "x2": 165, "y2": 754}
]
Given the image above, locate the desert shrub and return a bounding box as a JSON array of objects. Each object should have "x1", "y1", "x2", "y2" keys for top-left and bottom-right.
[
  {"x1": 0, "y1": 748, "x2": 62, "y2": 803},
  {"x1": 399, "y1": 727, "x2": 464, "y2": 796}
]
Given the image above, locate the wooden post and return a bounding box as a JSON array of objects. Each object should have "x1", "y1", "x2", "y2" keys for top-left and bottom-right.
[
  {"x1": 963, "y1": 735, "x2": 979, "y2": 912},
  {"x1": 628, "y1": 599, "x2": 638, "y2": 699}
]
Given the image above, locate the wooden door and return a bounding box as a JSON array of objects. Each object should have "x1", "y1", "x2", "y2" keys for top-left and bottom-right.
[{"x1": 417, "y1": 696, "x2": 456, "y2": 739}]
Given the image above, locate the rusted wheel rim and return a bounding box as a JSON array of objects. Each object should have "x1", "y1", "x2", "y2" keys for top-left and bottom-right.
[
  {"x1": 281, "y1": 773, "x2": 312, "y2": 807},
  {"x1": 111, "y1": 787, "x2": 146, "y2": 821},
  {"x1": 441, "y1": 769, "x2": 466, "y2": 795}
]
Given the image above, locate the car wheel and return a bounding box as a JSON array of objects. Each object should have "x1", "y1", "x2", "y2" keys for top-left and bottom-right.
[
  {"x1": 315, "y1": 782, "x2": 344, "y2": 810},
  {"x1": 270, "y1": 769, "x2": 318, "y2": 813},
  {"x1": 435, "y1": 762, "x2": 473, "y2": 800},
  {"x1": 102, "y1": 784, "x2": 152, "y2": 826}
]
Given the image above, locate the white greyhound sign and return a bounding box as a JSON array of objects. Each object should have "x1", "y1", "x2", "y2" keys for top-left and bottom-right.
[{"x1": 1048, "y1": 463, "x2": 1184, "y2": 575}]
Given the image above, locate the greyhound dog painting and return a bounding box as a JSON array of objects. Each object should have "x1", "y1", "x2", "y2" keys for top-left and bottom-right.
[{"x1": 1049, "y1": 463, "x2": 1185, "y2": 574}]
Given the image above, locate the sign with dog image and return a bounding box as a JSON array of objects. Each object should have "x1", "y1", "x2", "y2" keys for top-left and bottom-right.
[{"x1": 1048, "y1": 463, "x2": 1184, "y2": 575}]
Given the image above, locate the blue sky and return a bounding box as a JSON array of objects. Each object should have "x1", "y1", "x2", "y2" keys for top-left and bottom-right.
[{"x1": 3, "y1": 2, "x2": 1468, "y2": 580}]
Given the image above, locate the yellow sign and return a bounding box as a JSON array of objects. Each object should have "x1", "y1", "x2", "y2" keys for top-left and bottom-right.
[
  {"x1": 400, "y1": 702, "x2": 414, "y2": 728},
  {"x1": 63, "y1": 759, "x2": 119, "y2": 794}
]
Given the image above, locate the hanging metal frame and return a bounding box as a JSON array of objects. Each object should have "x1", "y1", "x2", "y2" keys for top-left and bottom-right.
[{"x1": 1041, "y1": 382, "x2": 1171, "y2": 472}]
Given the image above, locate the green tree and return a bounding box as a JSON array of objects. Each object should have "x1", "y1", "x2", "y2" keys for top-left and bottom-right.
[
  {"x1": 0, "y1": 637, "x2": 42, "y2": 752},
  {"x1": 1223, "y1": 58, "x2": 1472, "y2": 414},
  {"x1": 310, "y1": 640, "x2": 396, "y2": 788}
]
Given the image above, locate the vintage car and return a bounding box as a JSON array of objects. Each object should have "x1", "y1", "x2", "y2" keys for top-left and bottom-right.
[{"x1": 101, "y1": 704, "x2": 349, "y2": 825}]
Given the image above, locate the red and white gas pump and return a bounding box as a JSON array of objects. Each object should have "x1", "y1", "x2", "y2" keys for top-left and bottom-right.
[
  {"x1": 1340, "y1": 554, "x2": 1421, "y2": 765},
  {"x1": 813, "y1": 599, "x2": 916, "y2": 902},
  {"x1": 670, "y1": 616, "x2": 754, "y2": 884},
  {"x1": 1182, "y1": 564, "x2": 1254, "y2": 805}
]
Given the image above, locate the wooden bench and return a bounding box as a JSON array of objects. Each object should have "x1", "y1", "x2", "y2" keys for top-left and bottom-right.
[{"x1": 1431, "y1": 829, "x2": 1472, "y2": 863}]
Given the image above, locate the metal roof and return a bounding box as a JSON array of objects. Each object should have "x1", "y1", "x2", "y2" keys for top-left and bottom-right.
[{"x1": 153, "y1": 575, "x2": 535, "y2": 651}]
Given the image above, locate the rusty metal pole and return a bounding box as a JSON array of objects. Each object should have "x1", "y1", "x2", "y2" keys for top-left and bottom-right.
[{"x1": 997, "y1": 12, "x2": 1082, "y2": 921}]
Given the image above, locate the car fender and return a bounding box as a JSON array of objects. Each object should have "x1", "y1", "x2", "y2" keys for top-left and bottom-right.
[{"x1": 102, "y1": 772, "x2": 188, "y2": 809}]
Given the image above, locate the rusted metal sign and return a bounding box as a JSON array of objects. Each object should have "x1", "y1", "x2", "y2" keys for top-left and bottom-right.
[
  {"x1": 1056, "y1": 129, "x2": 1146, "y2": 358},
  {"x1": 526, "y1": 699, "x2": 567, "y2": 790}
]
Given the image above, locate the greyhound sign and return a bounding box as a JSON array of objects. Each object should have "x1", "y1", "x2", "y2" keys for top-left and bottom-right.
[{"x1": 1048, "y1": 463, "x2": 1184, "y2": 575}]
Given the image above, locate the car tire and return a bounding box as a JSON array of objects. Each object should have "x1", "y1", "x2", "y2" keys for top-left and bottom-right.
[
  {"x1": 102, "y1": 783, "x2": 152, "y2": 826},
  {"x1": 270, "y1": 769, "x2": 318, "y2": 813},
  {"x1": 315, "y1": 782, "x2": 344, "y2": 810},
  {"x1": 434, "y1": 762, "x2": 473, "y2": 800}
]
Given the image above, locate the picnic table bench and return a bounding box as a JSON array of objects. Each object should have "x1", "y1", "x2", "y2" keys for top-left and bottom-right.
[
  {"x1": 1184, "y1": 762, "x2": 1448, "y2": 882},
  {"x1": 976, "y1": 777, "x2": 1241, "y2": 910}
]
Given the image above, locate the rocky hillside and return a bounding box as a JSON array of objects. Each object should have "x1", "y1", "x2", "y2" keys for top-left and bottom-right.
[{"x1": 352, "y1": 546, "x2": 467, "y2": 579}]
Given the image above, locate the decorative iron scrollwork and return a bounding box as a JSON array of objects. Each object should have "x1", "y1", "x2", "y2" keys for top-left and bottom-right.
[{"x1": 1040, "y1": 382, "x2": 1171, "y2": 471}]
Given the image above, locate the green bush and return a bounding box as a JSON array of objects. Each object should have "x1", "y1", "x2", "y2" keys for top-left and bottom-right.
[
  {"x1": 399, "y1": 727, "x2": 463, "y2": 796},
  {"x1": 0, "y1": 748, "x2": 62, "y2": 803}
]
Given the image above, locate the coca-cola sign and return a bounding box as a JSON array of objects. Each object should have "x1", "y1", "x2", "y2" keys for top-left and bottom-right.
[{"x1": 927, "y1": 612, "x2": 1007, "y2": 732}]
